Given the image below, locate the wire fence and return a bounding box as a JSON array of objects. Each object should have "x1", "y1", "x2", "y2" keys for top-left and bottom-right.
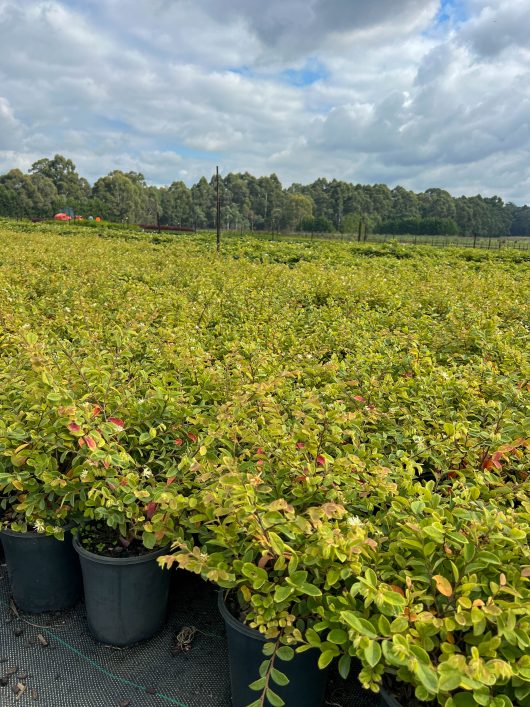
[{"x1": 249, "y1": 230, "x2": 530, "y2": 251}]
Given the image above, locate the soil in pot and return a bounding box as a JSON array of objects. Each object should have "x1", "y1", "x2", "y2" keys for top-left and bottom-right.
[
  {"x1": 219, "y1": 591, "x2": 329, "y2": 707},
  {"x1": 0, "y1": 528, "x2": 82, "y2": 613},
  {"x1": 74, "y1": 525, "x2": 170, "y2": 647}
]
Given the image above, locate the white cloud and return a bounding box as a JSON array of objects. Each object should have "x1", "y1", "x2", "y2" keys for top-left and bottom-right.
[{"x1": 0, "y1": 0, "x2": 528, "y2": 203}]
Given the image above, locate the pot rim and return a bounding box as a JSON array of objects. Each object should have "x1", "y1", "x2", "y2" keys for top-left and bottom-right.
[
  {"x1": 1, "y1": 524, "x2": 75, "y2": 539},
  {"x1": 73, "y1": 534, "x2": 170, "y2": 566},
  {"x1": 218, "y1": 589, "x2": 267, "y2": 642}
]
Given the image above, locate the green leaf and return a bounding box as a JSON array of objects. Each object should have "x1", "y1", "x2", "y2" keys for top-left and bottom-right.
[
  {"x1": 270, "y1": 668, "x2": 289, "y2": 687},
  {"x1": 327, "y1": 629, "x2": 348, "y2": 645},
  {"x1": 142, "y1": 531, "x2": 156, "y2": 549},
  {"x1": 286, "y1": 570, "x2": 308, "y2": 588},
  {"x1": 300, "y1": 582, "x2": 322, "y2": 597},
  {"x1": 364, "y1": 640, "x2": 382, "y2": 668},
  {"x1": 439, "y1": 669, "x2": 463, "y2": 692},
  {"x1": 265, "y1": 688, "x2": 285, "y2": 707},
  {"x1": 341, "y1": 612, "x2": 377, "y2": 638},
  {"x1": 338, "y1": 655, "x2": 351, "y2": 680},
  {"x1": 305, "y1": 628, "x2": 321, "y2": 647},
  {"x1": 452, "y1": 693, "x2": 479, "y2": 707},
  {"x1": 268, "y1": 532, "x2": 286, "y2": 555},
  {"x1": 249, "y1": 677, "x2": 266, "y2": 691},
  {"x1": 378, "y1": 615, "x2": 392, "y2": 636},
  {"x1": 276, "y1": 646, "x2": 294, "y2": 662},
  {"x1": 274, "y1": 585, "x2": 294, "y2": 603},
  {"x1": 318, "y1": 650, "x2": 335, "y2": 669},
  {"x1": 415, "y1": 662, "x2": 438, "y2": 694},
  {"x1": 390, "y1": 617, "x2": 409, "y2": 633}
]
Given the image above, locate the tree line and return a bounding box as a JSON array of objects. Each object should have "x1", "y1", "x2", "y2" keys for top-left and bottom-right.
[{"x1": 1, "y1": 154, "x2": 529, "y2": 236}]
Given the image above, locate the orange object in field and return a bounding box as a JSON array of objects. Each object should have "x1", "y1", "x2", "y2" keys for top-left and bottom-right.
[
  {"x1": 54, "y1": 213, "x2": 71, "y2": 221},
  {"x1": 95, "y1": 216, "x2": 101, "y2": 222}
]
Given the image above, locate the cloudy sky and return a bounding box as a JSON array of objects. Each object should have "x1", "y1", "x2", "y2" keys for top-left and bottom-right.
[{"x1": 0, "y1": 0, "x2": 529, "y2": 202}]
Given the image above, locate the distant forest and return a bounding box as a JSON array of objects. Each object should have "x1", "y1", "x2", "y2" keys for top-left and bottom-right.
[{"x1": 1, "y1": 154, "x2": 529, "y2": 236}]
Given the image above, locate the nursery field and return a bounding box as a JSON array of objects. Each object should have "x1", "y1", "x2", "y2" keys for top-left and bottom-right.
[{"x1": 0, "y1": 219, "x2": 529, "y2": 707}]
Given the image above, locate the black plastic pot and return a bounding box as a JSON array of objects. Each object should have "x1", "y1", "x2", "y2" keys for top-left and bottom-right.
[
  {"x1": 73, "y1": 537, "x2": 170, "y2": 647},
  {"x1": 0, "y1": 528, "x2": 82, "y2": 613},
  {"x1": 218, "y1": 591, "x2": 329, "y2": 707}
]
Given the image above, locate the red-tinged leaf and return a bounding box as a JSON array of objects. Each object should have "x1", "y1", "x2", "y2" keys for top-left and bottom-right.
[
  {"x1": 353, "y1": 395, "x2": 366, "y2": 402},
  {"x1": 295, "y1": 442, "x2": 305, "y2": 449},
  {"x1": 92, "y1": 405, "x2": 102, "y2": 416},
  {"x1": 256, "y1": 460, "x2": 264, "y2": 466},
  {"x1": 258, "y1": 553, "x2": 273, "y2": 568},
  {"x1": 521, "y1": 568, "x2": 530, "y2": 578},
  {"x1": 145, "y1": 502, "x2": 158, "y2": 520},
  {"x1": 119, "y1": 478, "x2": 128, "y2": 487},
  {"x1": 108, "y1": 417, "x2": 124, "y2": 429},
  {"x1": 103, "y1": 460, "x2": 110, "y2": 469},
  {"x1": 294, "y1": 475, "x2": 307, "y2": 482},
  {"x1": 190, "y1": 462, "x2": 200, "y2": 472},
  {"x1": 68, "y1": 422, "x2": 82, "y2": 433},
  {"x1": 316, "y1": 455, "x2": 326, "y2": 466},
  {"x1": 166, "y1": 476, "x2": 177, "y2": 486},
  {"x1": 447, "y1": 471, "x2": 457, "y2": 479},
  {"x1": 84, "y1": 436, "x2": 97, "y2": 450},
  {"x1": 78, "y1": 437, "x2": 85, "y2": 447},
  {"x1": 256, "y1": 447, "x2": 264, "y2": 455},
  {"x1": 174, "y1": 438, "x2": 183, "y2": 446},
  {"x1": 187, "y1": 432, "x2": 198, "y2": 443}
]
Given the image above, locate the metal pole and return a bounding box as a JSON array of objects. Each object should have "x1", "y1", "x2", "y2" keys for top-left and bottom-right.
[{"x1": 216, "y1": 166, "x2": 221, "y2": 253}]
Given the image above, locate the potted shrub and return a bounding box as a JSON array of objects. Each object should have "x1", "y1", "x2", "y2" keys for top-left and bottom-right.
[
  {"x1": 159, "y1": 454, "x2": 384, "y2": 707},
  {"x1": 0, "y1": 359, "x2": 87, "y2": 612},
  {"x1": 71, "y1": 402, "x2": 185, "y2": 647},
  {"x1": 312, "y1": 483, "x2": 530, "y2": 706}
]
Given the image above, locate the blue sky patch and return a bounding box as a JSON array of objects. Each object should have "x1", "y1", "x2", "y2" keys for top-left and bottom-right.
[{"x1": 281, "y1": 59, "x2": 328, "y2": 87}]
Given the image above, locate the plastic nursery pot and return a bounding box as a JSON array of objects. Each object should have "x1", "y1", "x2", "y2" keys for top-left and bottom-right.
[
  {"x1": 73, "y1": 536, "x2": 170, "y2": 647},
  {"x1": 0, "y1": 528, "x2": 82, "y2": 613},
  {"x1": 218, "y1": 591, "x2": 329, "y2": 707}
]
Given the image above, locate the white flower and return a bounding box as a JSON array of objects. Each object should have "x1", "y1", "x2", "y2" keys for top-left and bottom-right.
[
  {"x1": 347, "y1": 515, "x2": 362, "y2": 527},
  {"x1": 34, "y1": 519, "x2": 45, "y2": 533},
  {"x1": 142, "y1": 467, "x2": 153, "y2": 479}
]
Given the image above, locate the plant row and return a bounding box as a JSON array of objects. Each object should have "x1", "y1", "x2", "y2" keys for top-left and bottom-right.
[{"x1": 0, "y1": 223, "x2": 529, "y2": 706}]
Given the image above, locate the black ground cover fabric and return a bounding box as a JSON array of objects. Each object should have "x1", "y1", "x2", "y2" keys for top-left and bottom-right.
[{"x1": 0, "y1": 560, "x2": 376, "y2": 707}]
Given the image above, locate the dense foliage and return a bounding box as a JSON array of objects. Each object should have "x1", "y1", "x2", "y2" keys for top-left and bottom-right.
[
  {"x1": 1, "y1": 155, "x2": 529, "y2": 236},
  {"x1": 0, "y1": 220, "x2": 528, "y2": 706}
]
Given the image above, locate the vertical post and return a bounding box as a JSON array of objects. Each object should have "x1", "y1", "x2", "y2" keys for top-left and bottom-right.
[
  {"x1": 216, "y1": 166, "x2": 221, "y2": 253},
  {"x1": 473, "y1": 234, "x2": 477, "y2": 248},
  {"x1": 357, "y1": 218, "x2": 362, "y2": 243}
]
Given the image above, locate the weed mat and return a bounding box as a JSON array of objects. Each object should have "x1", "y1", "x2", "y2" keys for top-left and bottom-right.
[{"x1": 0, "y1": 562, "x2": 373, "y2": 707}]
